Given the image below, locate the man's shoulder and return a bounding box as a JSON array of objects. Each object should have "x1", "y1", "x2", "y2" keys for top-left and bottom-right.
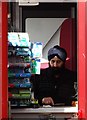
[
  {"x1": 64, "y1": 68, "x2": 77, "y2": 81},
  {"x1": 40, "y1": 67, "x2": 49, "y2": 74},
  {"x1": 64, "y1": 68, "x2": 76, "y2": 74},
  {"x1": 32, "y1": 68, "x2": 49, "y2": 77}
]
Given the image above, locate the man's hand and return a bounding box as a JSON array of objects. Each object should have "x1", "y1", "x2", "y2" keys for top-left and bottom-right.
[{"x1": 42, "y1": 97, "x2": 54, "y2": 105}]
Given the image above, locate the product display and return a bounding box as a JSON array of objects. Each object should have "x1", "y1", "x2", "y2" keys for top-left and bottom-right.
[{"x1": 8, "y1": 32, "x2": 42, "y2": 108}]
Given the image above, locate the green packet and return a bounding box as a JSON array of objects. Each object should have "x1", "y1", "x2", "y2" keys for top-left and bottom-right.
[
  {"x1": 21, "y1": 93, "x2": 31, "y2": 97},
  {"x1": 19, "y1": 90, "x2": 31, "y2": 94},
  {"x1": 12, "y1": 94, "x2": 20, "y2": 97},
  {"x1": 31, "y1": 59, "x2": 41, "y2": 74}
]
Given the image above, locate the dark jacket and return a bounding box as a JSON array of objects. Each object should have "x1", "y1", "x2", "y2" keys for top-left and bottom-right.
[{"x1": 31, "y1": 67, "x2": 77, "y2": 106}]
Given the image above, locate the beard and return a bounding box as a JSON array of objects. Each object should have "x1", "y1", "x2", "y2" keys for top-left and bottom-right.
[{"x1": 49, "y1": 64, "x2": 65, "y2": 76}]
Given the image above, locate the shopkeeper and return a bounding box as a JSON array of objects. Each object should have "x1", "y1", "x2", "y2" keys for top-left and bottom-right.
[{"x1": 31, "y1": 45, "x2": 77, "y2": 106}]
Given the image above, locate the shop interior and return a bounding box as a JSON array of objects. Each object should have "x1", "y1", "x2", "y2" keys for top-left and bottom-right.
[{"x1": 8, "y1": 1, "x2": 78, "y2": 119}]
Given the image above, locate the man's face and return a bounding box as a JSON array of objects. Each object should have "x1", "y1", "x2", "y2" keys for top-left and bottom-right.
[{"x1": 49, "y1": 56, "x2": 64, "y2": 68}]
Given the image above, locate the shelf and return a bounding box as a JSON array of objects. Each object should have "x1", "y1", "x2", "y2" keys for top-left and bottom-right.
[
  {"x1": 8, "y1": 73, "x2": 32, "y2": 78},
  {"x1": 8, "y1": 63, "x2": 31, "y2": 68},
  {"x1": 8, "y1": 45, "x2": 30, "y2": 49},
  {"x1": 8, "y1": 84, "x2": 32, "y2": 88},
  {"x1": 9, "y1": 97, "x2": 31, "y2": 99},
  {"x1": 8, "y1": 38, "x2": 42, "y2": 108}
]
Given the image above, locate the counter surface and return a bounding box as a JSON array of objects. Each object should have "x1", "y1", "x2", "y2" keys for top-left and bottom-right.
[
  {"x1": 11, "y1": 106, "x2": 78, "y2": 114},
  {"x1": 11, "y1": 106, "x2": 78, "y2": 119}
]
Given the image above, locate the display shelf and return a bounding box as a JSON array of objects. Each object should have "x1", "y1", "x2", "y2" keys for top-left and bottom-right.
[
  {"x1": 8, "y1": 63, "x2": 31, "y2": 68},
  {"x1": 8, "y1": 33, "x2": 33, "y2": 108},
  {"x1": 8, "y1": 73, "x2": 32, "y2": 78},
  {"x1": 8, "y1": 46, "x2": 30, "y2": 48},
  {"x1": 8, "y1": 32, "x2": 42, "y2": 108}
]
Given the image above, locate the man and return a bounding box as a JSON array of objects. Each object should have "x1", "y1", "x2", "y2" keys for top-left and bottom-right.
[{"x1": 31, "y1": 45, "x2": 77, "y2": 106}]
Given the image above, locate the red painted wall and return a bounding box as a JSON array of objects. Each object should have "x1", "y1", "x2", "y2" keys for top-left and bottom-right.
[
  {"x1": 2, "y1": 2, "x2": 8, "y2": 119},
  {"x1": 0, "y1": 2, "x2": 2, "y2": 119},
  {"x1": 60, "y1": 18, "x2": 77, "y2": 72},
  {"x1": 86, "y1": 2, "x2": 87, "y2": 119},
  {"x1": 0, "y1": 1, "x2": 87, "y2": 119},
  {"x1": 78, "y1": 1, "x2": 87, "y2": 119}
]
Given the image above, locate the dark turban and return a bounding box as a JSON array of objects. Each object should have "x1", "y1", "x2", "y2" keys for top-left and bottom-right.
[{"x1": 48, "y1": 45, "x2": 67, "y2": 62}]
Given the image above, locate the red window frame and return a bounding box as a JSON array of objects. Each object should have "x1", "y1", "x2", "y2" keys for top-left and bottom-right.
[
  {"x1": 78, "y1": 1, "x2": 87, "y2": 118},
  {"x1": 0, "y1": 1, "x2": 87, "y2": 119}
]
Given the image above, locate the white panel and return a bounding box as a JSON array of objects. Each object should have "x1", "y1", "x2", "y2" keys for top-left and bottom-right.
[
  {"x1": 37, "y1": 0, "x2": 77, "y2": 2},
  {"x1": 26, "y1": 18, "x2": 66, "y2": 47},
  {"x1": 26, "y1": 18, "x2": 66, "y2": 60},
  {"x1": 18, "y1": 0, "x2": 77, "y2": 3},
  {"x1": 43, "y1": 29, "x2": 61, "y2": 59}
]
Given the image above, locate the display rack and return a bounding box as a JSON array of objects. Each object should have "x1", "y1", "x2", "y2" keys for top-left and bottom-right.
[
  {"x1": 8, "y1": 47, "x2": 32, "y2": 108},
  {"x1": 8, "y1": 32, "x2": 42, "y2": 108}
]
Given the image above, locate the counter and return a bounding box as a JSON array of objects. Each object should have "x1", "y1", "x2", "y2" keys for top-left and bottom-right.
[{"x1": 11, "y1": 106, "x2": 78, "y2": 119}]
